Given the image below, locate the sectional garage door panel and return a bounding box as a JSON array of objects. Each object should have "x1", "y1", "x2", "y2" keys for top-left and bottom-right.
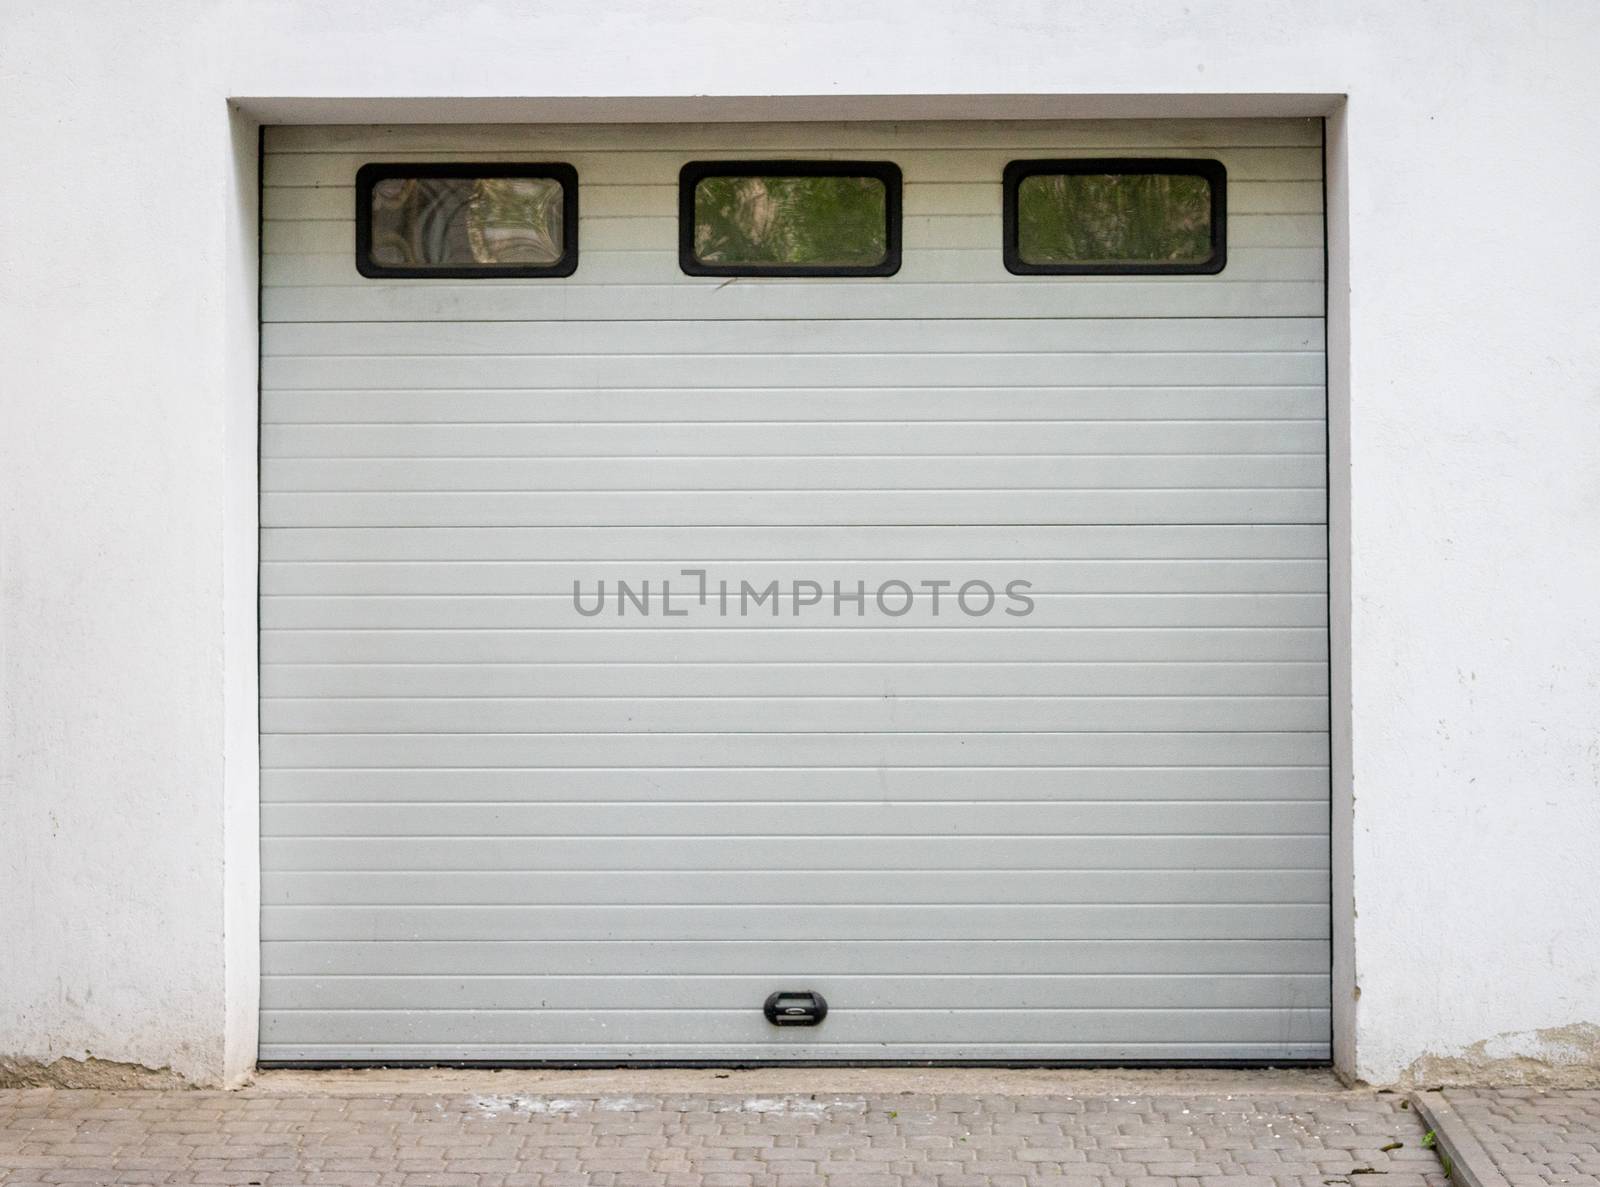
[{"x1": 260, "y1": 119, "x2": 1330, "y2": 1064}]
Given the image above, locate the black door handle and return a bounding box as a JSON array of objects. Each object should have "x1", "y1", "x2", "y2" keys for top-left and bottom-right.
[{"x1": 763, "y1": 990, "x2": 828, "y2": 1026}]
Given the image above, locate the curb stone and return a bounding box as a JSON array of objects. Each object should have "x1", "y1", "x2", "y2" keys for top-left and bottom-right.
[{"x1": 1410, "y1": 1091, "x2": 1513, "y2": 1187}]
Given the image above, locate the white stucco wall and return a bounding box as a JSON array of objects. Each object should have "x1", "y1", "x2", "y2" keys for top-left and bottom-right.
[{"x1": 1, "y1": 0, "x2": 1596, "y2": 1087}]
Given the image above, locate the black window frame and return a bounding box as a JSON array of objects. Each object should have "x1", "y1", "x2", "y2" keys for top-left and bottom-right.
[
  {"x1": 1002, "y1": 157, "x2": 1227, "y2": 276},
  {"x1": 678, "y1": 160, "x2": 903, "y2": 278},
  {"x1": 355, "y1": 162, "x2": 580, "y2": 279}
]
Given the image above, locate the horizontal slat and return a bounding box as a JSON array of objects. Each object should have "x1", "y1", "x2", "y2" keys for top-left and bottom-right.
[
  {"x1": 261, "y1": 489, "x2": 1326, "y2": 528},
  {"x1": 262, "y1": 998, "x2": 1331, "y2": 1036},
  {"x1": 261, "y1": 799, "x2": 1326, "y2": 837},
  {"x1": 261, "y1": 694, "x2": 1329, "y2": 734},
  {"x1": 261, "y1": 560, "x2": 1327, "y2": 595},
  {"x1": 262, "y1": 834, "x2": 1330, "y2": 872},
  {"x1": 264, "y1": 119, "x2": 1322, "y2": 153},
  {"x1": 260, "y1": 765, "x2": 1330, "y2": 802},
  {"x1": 264, "y1": 246, "x2": 1322, "y2": 289},
  {"x1": 262, "y1": 351, "x2": 1323, "y2": 392},
  {"x1": 264, "y1": 421, "x2": 1327, "y2": 457},
  {"x1": 259, "y1": 593, "x2": 1327, "y2": 629},
  {"x1": 257, "y1": 1012, "x2": 1331, "y2": 1053},
  {"x1": 262, "y1": 525, "x2": 1328, "y2": 561},
  {"x1": 260, "y1": 1041, "x2": 1330, "y2": 1060},
  {"x1": 264, "y1": 146, "x2": 1323, "y2": 187},
  {"x1": 262, "y1": 317, "x2": 1323, "y2": 357},
  {"x1": 261, "y1": 937, "x2": 1331, "y2": 975},
  {"x1": 261, "y1": 660, "x2": 1328, "y2": 698},
  {"x1": 260, "y1": 627, "x2": 1328, "y2": 664},
  {"x1": 265, "y1": 868, "x2": 1327, "y2": 907},
  {"x1": 261, "y1": 974, "x2": 1329, "y2": 1011},
  {"x1": 261, "y1": 903, "x2": 1329, "y2": 942},
  {"x1": 265, "y1": 281, "x2": 1325, "y2": 322},
  {"x1": 262, "y1": 390, "x2": 1327, "y2": 428},
  {"x1": 261, "y1": 731, "x2": 1328, "y2": 768}
]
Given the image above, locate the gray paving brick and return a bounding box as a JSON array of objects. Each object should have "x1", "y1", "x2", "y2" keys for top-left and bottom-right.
[
  {"x1": 1437, "y1": 1090, "x2": 1600, "y2": 1187},
  {"x1": 0, "y1": 1086, "x2": 1454, "y2": 1187}
]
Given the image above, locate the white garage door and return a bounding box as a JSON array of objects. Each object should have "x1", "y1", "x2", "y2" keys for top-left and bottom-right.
[{"x1": 260, "y1": 119, "x2": 1330, "y2": 1063}]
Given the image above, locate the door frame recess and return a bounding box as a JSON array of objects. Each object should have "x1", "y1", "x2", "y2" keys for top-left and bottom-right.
[{"x1": 223, "y1": 92, "x2": 1352, "y2": 1084}]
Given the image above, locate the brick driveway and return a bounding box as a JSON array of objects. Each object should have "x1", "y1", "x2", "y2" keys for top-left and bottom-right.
[
  {"x1": 1438, "y1": 1089, "x2": 1600, "y2": 1187},
  {"x1": 0, "y1": 1075, "x2": 1448, "y2": 1187}
]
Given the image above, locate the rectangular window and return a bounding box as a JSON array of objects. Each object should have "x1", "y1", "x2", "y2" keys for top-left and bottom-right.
[
  {"x1": 356, "y1": 163, "x2": 578, "y2": 278},
  {"x1": 680, "y1": 161, "x2": 901, "y2": 277},
  {"x1": 1003, "y1": 159, "x2": 1226, "y2": 275}
]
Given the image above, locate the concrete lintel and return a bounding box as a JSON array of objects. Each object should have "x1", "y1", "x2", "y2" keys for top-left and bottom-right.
[{"x1": 232, "y1": 92, "x2": 1344, "y2": 125}]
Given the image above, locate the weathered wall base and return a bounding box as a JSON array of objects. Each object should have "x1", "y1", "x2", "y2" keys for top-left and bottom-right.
[
  {"x1": 0, "y1": 1055, "x2": 193, "y2": 1090},
  {"x1": 1398, "y1": 1025, "x2": 1600, "y2": 1089}
]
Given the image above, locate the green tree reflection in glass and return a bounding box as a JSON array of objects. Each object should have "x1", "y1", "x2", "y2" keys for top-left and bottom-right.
[
  {"x1": 371, "y1": 176, "x2": 564, "y2": 267},
  {"x1": 1018, "y1": 173, "x2": 1212, "y2": 266},
  {"x1": 693, "y1": 175, "x2": 888, "y2": 267}
]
